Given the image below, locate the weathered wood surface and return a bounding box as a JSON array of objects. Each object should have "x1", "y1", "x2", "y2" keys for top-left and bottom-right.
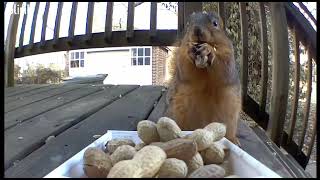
[
  {"x1": 258, "y1": 2, "x2": 268, "y2": 113},
  {"x1": 5, "y1": 84, "x2": 62, "y2": 104},
  {"x1": 267, "y1": 2, "x2": 289, "y2": 146},
  {"x1": 5, "y1": 85, "x2": 162, "y2": 177},
  {"x1": 287, "y1": 27, "x2": 300, "y2": 144},
  {"x1": 5, "y1": 84, "x2": 51, "y2": 97},
  {"x1": 104, "y1": 2, "x2": 114, "y2": 43},
  {"x1": 5, "y1": 85, "x2": 100, "y2": 130},
  {"x1": 5, "y1": 84, "x2": 84, "y2": 113},
  {"x1": 4, "y1": 85, "x2": 307, "y2": 177},
  {"x1": 239, "y1": 2, "x2": 249, "y2": 104},
  {"x1": 4, "y1": 85, "x2": 138, "y2": 170},
  {"x1": 4, "y1": 2, "x2": 22, "y2": 87},
  {"x1": 253, "y1": 126, "x2": 311, "y2": 178}
]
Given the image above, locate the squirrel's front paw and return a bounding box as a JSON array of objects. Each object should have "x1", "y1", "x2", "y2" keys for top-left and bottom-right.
[{"x1": 194, "y1": 43, "x2": 215, "y2": 69}]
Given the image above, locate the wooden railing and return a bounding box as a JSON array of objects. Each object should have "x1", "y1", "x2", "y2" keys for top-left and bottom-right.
[{"x1": 4, "y1": 2, "x2": 317, "y2": 170}]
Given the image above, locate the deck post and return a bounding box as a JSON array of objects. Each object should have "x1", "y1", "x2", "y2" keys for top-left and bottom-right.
[
  {"x1": 5, "y1": 2, "x2": 22, "y2": 87},
  {"x1": 267, "y1": 2, "x2": 290, "y2": 146}
]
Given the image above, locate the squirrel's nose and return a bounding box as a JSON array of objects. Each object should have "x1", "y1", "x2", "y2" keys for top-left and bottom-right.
[{"x1": 194, "y1": 26, "x2": 203, "y2": 37}]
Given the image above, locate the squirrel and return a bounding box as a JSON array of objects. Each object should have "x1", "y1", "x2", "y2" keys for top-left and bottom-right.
[{"x1": 165, "y1": 11, "x2": 242, "y2": 146}]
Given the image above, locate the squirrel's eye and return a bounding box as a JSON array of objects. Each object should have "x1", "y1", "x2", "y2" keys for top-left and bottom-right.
[{"x1": 213, "y1": 21, "x2": 218, "y2": 27}]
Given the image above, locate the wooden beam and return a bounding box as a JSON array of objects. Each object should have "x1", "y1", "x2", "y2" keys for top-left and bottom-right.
[
  {"x1": 298, "y1": 46, "x2": 312, "y2": 150},
  {"x1": 287, "y1": 27, "x2": 300, "y2": 145},
  {"x1": 267, "y1": 2, "x2": 290, "y2": 146},
  {"x1": 53, "y1": 2, "x2": 63, "y2": 47},
  {"x1": 29, "y1": 2, "x2": 40, "y2": 49},
  {"x1": 14, "y1": 30, "x2": 177, "y2": 58},
  {"x1": 126, "y1": 2, "x2": 135, "y2": 39},
  {"x1": 84, "y1": 2, "x2": 95, "y2": 44},
  {"x1": 67, "y1": 2, "x2": 78, "y2": 46},
  {"x1": 104, "y1": 2, "x2": 114, "y2": 43},
  {"x1": 150, "y1": 2, "x2": 157, "y2": 38},
  {"x1": 5, "y1": 2, "x2": 22, "y2": 87},
  {"x1": 259, "y1": 2, "x2": 269, "y2": 114},
  {"x1": 239, "y1": 2, "x2": 249, "y2": 105},
  {"x1": 40, "y1": 2, "x2": 50, "y2": 48}
]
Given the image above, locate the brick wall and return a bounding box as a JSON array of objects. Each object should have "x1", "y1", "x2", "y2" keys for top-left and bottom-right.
[{"x1": 152, "y1": 46, "x2": 168, "y2": 85}]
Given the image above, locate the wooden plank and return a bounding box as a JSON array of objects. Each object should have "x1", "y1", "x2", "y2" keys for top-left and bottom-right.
[
  {"x1": 150, "y1": 2, "x2": 157, "y2": 38},
  {"x1": 4, "y1": 85, "x2": 101, "y2": 130},
  {"x1": 5, "y1": 2, "x2": 22, "y2": 87},
  {"x1": 238, "y1": 122, "x2": 293, "y2": 177},
  {"x1": 4, "y1": 85, "x2": 138, "y2": 170},
  {"x1": 14, "y1": 30, "x2": 177, "y2": 58},
  {"x1": 239, "y1": 2, "x2": 249, "y2": 104},
  {"x1": 258, "y1": 2, "x2": 268, "y2": 113},
  {"x1": 5, "y1": 84, "x2": 35, "y2": 95},
  {"x1": 5, "y1": 84, "x2": 51, "y2": 97},
  {"x1": 177, "y1": 2, "x2": 184, "y2": 39},
  {"x1": 298, "y1": 47, "x2": 312, "y2": 150},
  {"x1": 40, "y1": 2, "x2": 50, "y2": 48},
  {"x1": 53, "y1": 2, "x2": 63, "y2": 45},
  {"x1": 84, "y1": 2, "x2": 94, "y2": 44},
  {"x1": 281, "y1": 132, "x2": 309, "y2": 168},
  {"x1": 218, "y1": 2, "x2": 225, "y2": 30},
  {"x1": 5, "y1": 84, "x2": 57, "y2": 104},
  {"x1": 287, "y1": 27, "x2": 300, "y2": 144},
  {"x1": 5, "y1": 84, "x2": 83, "y2": 112},
  {"x1": 306, "y1": 114, "x2": 316, "y2": 159},
  {"x1": 29, "y1": 2, "x2": 40, "y2": 46},
  {"x1": 104, "y1": 2, "x2": 113, "y2": 43},
  {"x1": 67, "y1": 2, "x2": 78, "y2": 46},
  {"x1": 4, "y1": 85, "x2": 163, "y2": 177},
  {"x1": 126, "y1": 2, "x2": 135, "y2": 39},
  {"x1": 148, "y1": 90, "x2": 167, "y2": 122},
  {"x1": 267, "y1": 2, "x2": 290, "y2": 146},
  {"x1": 253, "y1": 126, "x2": 309, "y2": 177},
  {"x1": 18, "y1": 3, "x2": 28, "y2": 51},
  {"x1": 243, "y1": 94, "x2": 269, "y2": 129}
]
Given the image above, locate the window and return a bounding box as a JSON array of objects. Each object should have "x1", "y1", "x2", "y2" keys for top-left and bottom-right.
[
  {"x1": 70, "y1": 51, "x2": 85, "y2": 68},
  {"x1": 131, "y1": 47, "x2": 151, "y2": 66}
]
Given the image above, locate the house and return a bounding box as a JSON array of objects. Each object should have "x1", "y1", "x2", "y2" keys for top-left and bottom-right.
[{"x1": 68, "y1": 46, "x2": 171, "y2": 85}]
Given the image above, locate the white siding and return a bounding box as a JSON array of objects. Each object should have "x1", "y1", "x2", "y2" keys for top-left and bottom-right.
[{"x1": 69, "y1": 46, "x2": 152, "y2": 85}]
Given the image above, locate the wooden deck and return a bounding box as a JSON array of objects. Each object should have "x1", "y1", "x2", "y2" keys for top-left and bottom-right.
[{"x1": 4, "y1": 84, "x2": 309, "y2": 178}]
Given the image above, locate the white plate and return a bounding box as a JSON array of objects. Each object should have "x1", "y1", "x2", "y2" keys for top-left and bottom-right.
[{"x1": 44, "y1": 130, "x2": 281, "y2": 178}]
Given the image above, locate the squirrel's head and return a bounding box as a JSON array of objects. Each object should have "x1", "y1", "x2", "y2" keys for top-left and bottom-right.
[{"x1": 183, "y1": 11, "x2": 224, "y2": 45}]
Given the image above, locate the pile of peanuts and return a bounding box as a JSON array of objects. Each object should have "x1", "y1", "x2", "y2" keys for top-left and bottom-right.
[{"x1": 83, "y1": 117, "x2": 239, "y2": 178}]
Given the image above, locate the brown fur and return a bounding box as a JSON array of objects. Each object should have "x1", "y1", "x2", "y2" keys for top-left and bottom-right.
[{"x1": 165, "y1": 12, "x2": 241, "y2": 145}]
